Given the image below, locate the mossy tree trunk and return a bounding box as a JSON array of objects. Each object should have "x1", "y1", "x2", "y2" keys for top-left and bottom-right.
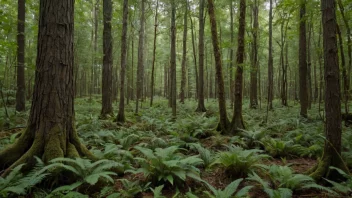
[
  {"x1": 116, "y1": 0, "x2": 129, "y2": 123},
  {"x1": 16, "y1": 0, "x2": 26, "y2": 112},
  {"x1": 231, "y1": 0, "x2": 246, "y2": 132},
  {"x1": 170, "y1": 0, "x2": 177, "y2": 118},
  {"x1": 207, "y1": 0, "x2": 230, "y2": 133},
  {"x1": 0, "y1": 0, "x2": 95, "y2": 175},
  {"x1": 299, "y1": 0, "x2": 308, "y2": 118},
  {"x1": 195, "y1": 0, "x2": 207, "y2": 112},
  {"x1": 309, "y1": 0, "x2": 349, "y2": 181},
  {"x1": 101, "y1": 0, "x2": 113, "y2": 118},
  {"x1": 179, "y1": 0, "x2": 187, "y2": 104},
  {"x1": 250, "y1": 0, "x2": 259, "y2": 109},
  {"x1": 135, "y1": 0, "x2": 145, "y2": 114}
]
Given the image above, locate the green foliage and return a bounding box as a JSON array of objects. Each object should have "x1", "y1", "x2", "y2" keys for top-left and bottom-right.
[
  {"x1": 324, "y1": 167, "x2": 352, "y2": 194},
  {"x1": 151, "y1": 185, "x2": 166, "y2": 198},
  {"x1": 0, "y1": 158, "x2": 49, "y2": 197},
  {"x1": 261, "y1": 138, "x2": 305, "y2": 158},
  {"x1": 211, "y1": 145, "x2": 269, "y2": 178},
  {"x1": 49, "y1": 158, "x2": 120, "y2": 186},
  {"x1": 248, "y1": 165, "x2": 335, "y2": 197},
  {"x1": 203, "y1": 178, "x2": 252, "y2": 198},
  {"x1": 128, "y1": 145, "x2": 203, "y2": 186}
]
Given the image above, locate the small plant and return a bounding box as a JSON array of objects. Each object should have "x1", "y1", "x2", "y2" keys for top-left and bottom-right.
[
  {"x1": 211, "y1": 145, "x2": 269, "y2": 178},
  {"x1": 324, "y1": 167, "x2": 352, "y2": 194},
  {"x1": 150, "y1": 185, "x2": 166, "y2": 198},
  {"x1": 0, "y1": 158, "x2": 49, "y2": 197},
  {"x1": 203, "y1": 178, "x2": 252, "y2": 198},
  {"x1": 248, "y1": 165, "x2": 335, "y2": 197},
  {"x1": 128, "y1": 145, "x2": 203, "y2": 187},
  {"x1": 261, "y1": 138, "x2": 305, "y2": 158}
]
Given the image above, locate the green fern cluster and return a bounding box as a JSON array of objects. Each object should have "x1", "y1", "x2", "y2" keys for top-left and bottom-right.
[
  {"x1": 128, "y1": 145, "x2": 203, "y2": 187},
  {"x1": 211, "y1": 145, "x2": 269, "y2": 178}
]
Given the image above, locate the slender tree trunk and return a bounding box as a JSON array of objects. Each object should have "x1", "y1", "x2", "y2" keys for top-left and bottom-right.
[
  {"x1": 16, "y1": 0, "x2": 26, "y2": 112},
  {"x1": 231, "y1": 0, "x2": 246, "y2": 132},
  {"x1": 93, "y1": 1, "x2": 99, "y2": 95},
  {"x1": 250, "y1": 0, "x2": 259, "y2": 108},
  {"x1": 299, "y1": 0, "x2": 308, "y2": 118},
  {"x1": 230, "y1": 1, "x2": 235, "y2": 107},
  {"x1": 189, "y1": 13, "x2": 198, "y2": 100},
  {"x1": 307, "y1": 21, "x2": 312, "y2": 109},
  {"x1": 117, "y1": 0, "x2": 129, "y2": 123},
  {"x1": 196, "y1": 0, "x2": 207, "y2": 112},
  {"x1": 170, "y1": 0, "x2": 177, "y2": 118},
  {"x1": 267, "y1": 0, "x2": 274, "y2": 110},
  {"x1": 150, "y1": 0, "x2": 159, "y2": 107},
  {"x1": 310, "y1": 0, "x2": 349, "y2": 180},
  {"x1": 337, "y1": 24, "x2": 349, "y2": 117},
  {"x1": 135, "y1": 0, "x2": 145, "y2": 114},
  {"x1": 180, "y1": 0, "x2": 188, "y2": 104},
  {"x1": 101, "y1": 0, "x2": 113, "y2": 118},
  {"x1": 207, "y1": 0, "x2": 230, "y2": 133}
]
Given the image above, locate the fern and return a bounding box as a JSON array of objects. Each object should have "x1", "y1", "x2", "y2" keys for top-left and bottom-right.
[
  {"x1": 203, "y1": 178, "x2": 252, "y2": 198},
  {"x1": 151, "y1": 185, "x2": 166, "y2": 198}
]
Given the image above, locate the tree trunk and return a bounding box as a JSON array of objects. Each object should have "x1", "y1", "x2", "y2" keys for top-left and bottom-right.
[
  {"x1": 231, "y1": 0, "x2": 246, "y2": 132},
  {"x1": 101, "y1": 0, "x2": 113, "y2": 118},
  {"x1": 307, "y1": 21, "x2": 312, "y2": 109},
  {"x1": 135, "y1": 0, "x2": 145, "y2": 114},
  {"x1": 309, "y1": 0, "x2": 349, "y2": 180},
  {"x1": 117, "y1": 0, "x2": 129, "y2": 123},
  {"x1": 0, "y1": 0, "x2": 95, "y2": 175},
  {"x1": 337, "y1": 24, "x2": 349, "y2": 117},
  {"x1": 267, "y1": 0, "x2": 274, "y2": 110},
  {"x1": 250, "y1": 0, "x2": 259, "y2": 108},
  {"x1": 196, "y1": 0, "x2": 207, "y2": 112},
  {"x1": 170, "y1": 0, "x2": 177, "y2": 118},
  {"x1": 150, "y1": 0, "x2": 159, "y2": 107},
  {"x1": 16, "y1": 0, "x2": 26, "y2": 112},
  {"x1": 299, "y1": 0, "x2": 308, "y2": 118},
  {"x1": 180, "y1": 0, "x2": 188, "y2": 104},
  {"x1": 207, "y1": 0, "x2": 230, "y2": 133},
  {"x1": 229, "y1": 1, "x2": 235, "y2": 107}
]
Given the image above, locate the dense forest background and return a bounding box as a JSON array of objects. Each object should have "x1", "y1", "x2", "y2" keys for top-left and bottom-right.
[{"x1": 0, "y1": 0, "x2": 352, "y2": 197}]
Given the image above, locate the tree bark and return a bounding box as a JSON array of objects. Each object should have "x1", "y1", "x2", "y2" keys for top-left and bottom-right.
[
  {"x1": 309, "y1": 0, "x2": 349, "y2": 180},
  {"x1": 180, "y1": 0, "x2": 188, "y2": 104},
  {"x1": 135, "y1": 0, "x2": 145, "y2": 114},
  {"x1": 267, "y1": 0, "x2": 274, "y2": 110},
  {"x1": 117, "y1": 0, "x2": 129, "y2": 123},
  {"x1": 196, "y1": 0, "x2": 207, "y2": 112},
  {"x1": 150, "y1": 0, "x2": 159, "y2": 107},
  {"x1": 207, "y1": 0, "x2": 230, "y2": 133},
  {"x1": 16, "y1": 0, "x2": 26, "y2": 112},
  {"x1": 170, "y1": 0, "x2": 177, "y2": 118},
  {"x1": 101, "y1": 0, "x2": 113, "y2": 118},
  {"x1": 0, "y1": 0, "x2": 95, "y2": 175},
  {"x1": 299, "y1": 0, "x2": 308, "y2": 118},
  {"x1": 231, "y1": 0, "x2": 246, "y2": 132},
  {"x1": 250, "y1": 0, "x2": 259, "y2": 108}
]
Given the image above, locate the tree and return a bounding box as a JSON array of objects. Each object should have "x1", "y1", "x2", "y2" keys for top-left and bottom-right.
[
  {"x1": 170, "y1": 0, "x2": 177, "y2": 118},
  {"x1": 150, "y1": 0, "x2": 159, "y2": 107},
  {"x1": 180, "y1": 0, "x2": 188, "y2": 104},
  {"x1": 195, "y1": 0, "x2": 207, "y2": 112},
  {"x1": 299, "y1": 0, "x2": 308, "y2": 118},
  {"x1": 309, "y1": 0, "x2": 349, "y2": 180},
  {"x1": 267, "y1": 0, "x2": 274, "y2": 110},
  {"x1": 135, "y1": 0, "x2": 145, "y2": 114},
  {"x1": 231, "y1": 0, "x2": 246, "y2": 131},
  {"x1": 100, "y1": 0, "x2": 113, "y2": 118},
  {"x1": 16, "y1": 0, "x2": 26, "y2": 112},
  {"x1": 207, "y1": 0, "x2": 230, "y2": 133},
  {"x1": 116, "y1": 0, "x2": 129, "y2": 123},
  {"x1": 250, "y1": 0, "x2": 259, "y2": 108},
  {"x1": 0, "y1": 0, "x2": 95, "y2": 175}
]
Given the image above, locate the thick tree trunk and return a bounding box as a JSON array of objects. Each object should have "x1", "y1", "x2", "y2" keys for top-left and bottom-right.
[
  {"x1": 196, "y1": 0, "x2": 207, "y2": 112},
  {"x1": 135, "y1": 0, "x2": 145, "y2": 114},
  {"x1": 16, "y1": 0, "x2": 26, "y2": 112},
  {"x1": 180, "y1": 0, "x2": 188, "y2": 104},
  {"x1": 299, "y1": 0, "x2": 308, "y2": 118},
  {"x1": 100, "y1": 0, "x2": 113, "y2": 118},
  {"x1": 207, "y1": 0, "x2": 230, "y2": 133},
  {"x1": 117, "y1": 0, "x2": 129, "y2": 123},
  {"x1": 231, "y1": 0, "x2": 246, "y2": 132},
  {"x1": 250, "y1": 0, "x2": 259, "y2": 108},
  {"x1": 309, "y1": 0, "x2": 349, "y2": 180},
  {"x1": 0, "y1": 0, "x2": 95, "y2": 174}
]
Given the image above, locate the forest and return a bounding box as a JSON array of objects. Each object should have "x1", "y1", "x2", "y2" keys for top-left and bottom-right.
[{"x1": 0, "y1": 0, "x2": 351, "y2": 197}]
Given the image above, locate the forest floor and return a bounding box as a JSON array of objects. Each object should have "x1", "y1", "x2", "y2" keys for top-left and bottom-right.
[{"x1": 0, "y1": 96, "x2": 351, "y2": 197}]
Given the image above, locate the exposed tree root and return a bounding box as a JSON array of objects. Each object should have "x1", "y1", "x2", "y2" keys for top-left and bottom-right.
[{"x1": 0, "y1": 125, "x2": 96, "y2": 177}]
